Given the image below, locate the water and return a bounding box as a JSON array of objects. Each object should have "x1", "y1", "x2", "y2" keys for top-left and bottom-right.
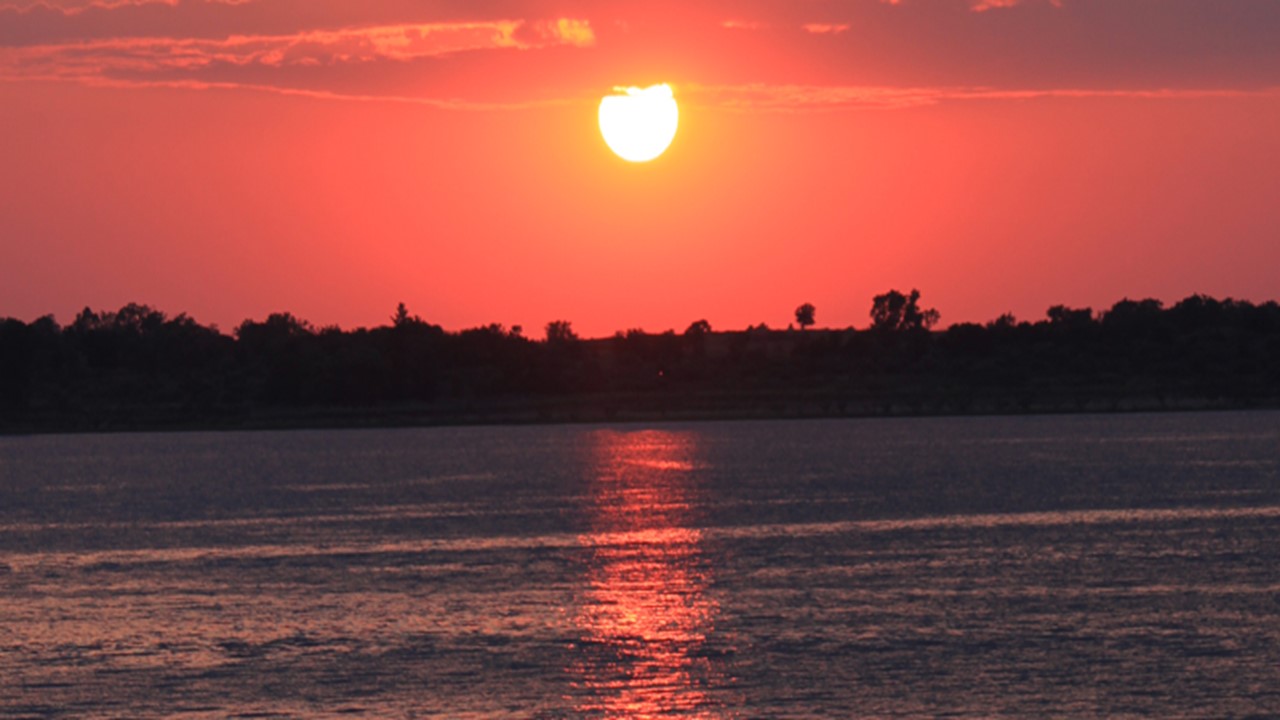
[{"x1": 2, "y1": 411, "x2": 1279, "y2": 718}]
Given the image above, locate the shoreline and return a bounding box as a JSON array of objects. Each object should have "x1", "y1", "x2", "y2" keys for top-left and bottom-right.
[{"x1": 3, "y1": 394, "x2": 1274, "y2": 437}]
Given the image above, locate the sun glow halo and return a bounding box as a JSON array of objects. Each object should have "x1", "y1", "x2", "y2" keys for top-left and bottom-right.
[{"x1": 598, "y1": 84, "x2": 679, "y2": 163}]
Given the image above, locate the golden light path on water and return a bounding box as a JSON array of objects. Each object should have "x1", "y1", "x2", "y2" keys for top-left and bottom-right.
[{"x1": 571, "y1": 430, "x2": 724, "y2": 718}]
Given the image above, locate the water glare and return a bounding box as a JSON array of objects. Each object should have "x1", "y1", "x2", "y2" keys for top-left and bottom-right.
[{"x1": 572, "y1": 430, "x2": 724, "y2": 718}]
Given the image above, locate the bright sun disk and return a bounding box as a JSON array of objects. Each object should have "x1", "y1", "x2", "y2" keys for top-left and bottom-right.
[{"x1": 598, "y1": 84, "x2": 679, "y2": 163}]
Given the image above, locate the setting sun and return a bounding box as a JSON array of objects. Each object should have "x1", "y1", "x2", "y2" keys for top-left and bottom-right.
[{"x1": 598, "y1": 84, "x2": 679, "y2": 163}]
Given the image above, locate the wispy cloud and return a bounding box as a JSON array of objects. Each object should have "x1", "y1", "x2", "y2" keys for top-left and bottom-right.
[
  {"x1": 721, "y1": 19, "x2": 766, "y2": 31},
  {"x1": 0, "y1": 0, "x2": 251, "y2": 24},
  {"x1": 687, "y1": 82, "x2": 1280, "y2": 112},
  {"x1": 970, "y1": 0, "x2": 1061, "y2": 11},
  {"x1": 0, "y1": 0, "x2": 184, "y2": 11},
  {"x1": 2, "y1": 0, "x2": 1277, "y2": 108},
  {"x1": 31, "y1": 74, "x2": 584, "y2": 110},
  {"x1": 969, "y1": 0, "x2": 1022, "y2": 11},
  {"x1": 0, "y1": 18, "x2": 593, "y2": 81},
  {"x1": 801, "y1": 23, "x2": 850, "y2": 35}
]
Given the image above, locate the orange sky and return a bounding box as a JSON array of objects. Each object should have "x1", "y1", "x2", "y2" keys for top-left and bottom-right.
[{"x1": 2, "y1": 0, "x2": 1278, "y2": 337}]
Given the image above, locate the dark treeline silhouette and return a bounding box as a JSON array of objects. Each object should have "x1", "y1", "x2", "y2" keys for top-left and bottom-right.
[{"x1": 2, "y1": 291, "x2": 1278, "y2": 432}]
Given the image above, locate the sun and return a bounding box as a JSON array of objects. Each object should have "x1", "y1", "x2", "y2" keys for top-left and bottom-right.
[{"x1": 598, "y1": 84, "x2": 679, "y2": 163}]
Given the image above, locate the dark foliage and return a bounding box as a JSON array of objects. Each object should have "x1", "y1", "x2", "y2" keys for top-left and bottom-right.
[
  {"x1": 870, "y1": 289, "x2": 939, "y2": 333},
  {"x1": 2, "y1": 293, "x2": 1277, "y2": 432},
  {"x1": 795, "y1": 303, "x2": 816, "y2": 330}
]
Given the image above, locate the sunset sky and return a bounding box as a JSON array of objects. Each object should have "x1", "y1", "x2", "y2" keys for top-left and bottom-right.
[{"x1": 2, "y1": 0, "x2": 1278, "y2": 337}]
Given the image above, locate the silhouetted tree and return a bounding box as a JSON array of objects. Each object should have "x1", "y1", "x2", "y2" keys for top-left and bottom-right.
[
  {"x1": 685, "y1": 319, "x2": 712, "y2": 336},
  {"x1": 987, "y1": 313, "x2": 1018, "y2": 330},
  {"x1": 870, "y1": 289, "x2": 939, "y2": 332},
  {"x1": 235, "y1": 313, "x2": 318, "y2": 405},
  {"x1": 236, "y1": 312, "x2": 313, "y2": 346},
  {"x1": 0, "y1": 319, "x2": 35, "y2": 413},
  {"x1": 1103, "y1": 298, "x2": 1165, "y2": 331},
  {"x1": 544, "y1": 320, "x2": 578, "y2": 344},
  {"x1": 392, "y1": 302, "x2": 413, "y2": 327},
  {"x1": 1047, "y1": 305, "x2": 1094, "y2": 328},
  {"x1": 70, "y1": 307, "x2": 101, "y2": 333},
  {"x1": 795, "y1": 303, "x2": 816, "y2": 330},
  {"x1": 113, "y1": 302, "x2": 165, "y2": 334}
]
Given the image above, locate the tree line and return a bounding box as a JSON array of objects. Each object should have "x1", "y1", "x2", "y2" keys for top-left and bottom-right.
[{"x1": 1, "y1": 291, "x2": 1277, "y2": 431}]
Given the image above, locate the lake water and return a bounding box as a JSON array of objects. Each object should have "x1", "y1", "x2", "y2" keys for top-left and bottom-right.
[{"x1": 2, "y1": 411, "x2": 1279, "y2": 718}]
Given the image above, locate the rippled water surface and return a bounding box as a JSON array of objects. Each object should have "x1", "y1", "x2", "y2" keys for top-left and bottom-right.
[{"x1": 3, "y1": 412, "x2": 1280, "y2": 718}]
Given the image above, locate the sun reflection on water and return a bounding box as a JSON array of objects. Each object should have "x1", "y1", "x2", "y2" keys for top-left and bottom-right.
[{"x1": 571, "y1": 430, "x2": 725, "y2": 719}]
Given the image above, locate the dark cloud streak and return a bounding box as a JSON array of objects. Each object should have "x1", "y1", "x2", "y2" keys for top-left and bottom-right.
[{"x1": 1, "y1": 0, "x2": 1277, "y2": 107}]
